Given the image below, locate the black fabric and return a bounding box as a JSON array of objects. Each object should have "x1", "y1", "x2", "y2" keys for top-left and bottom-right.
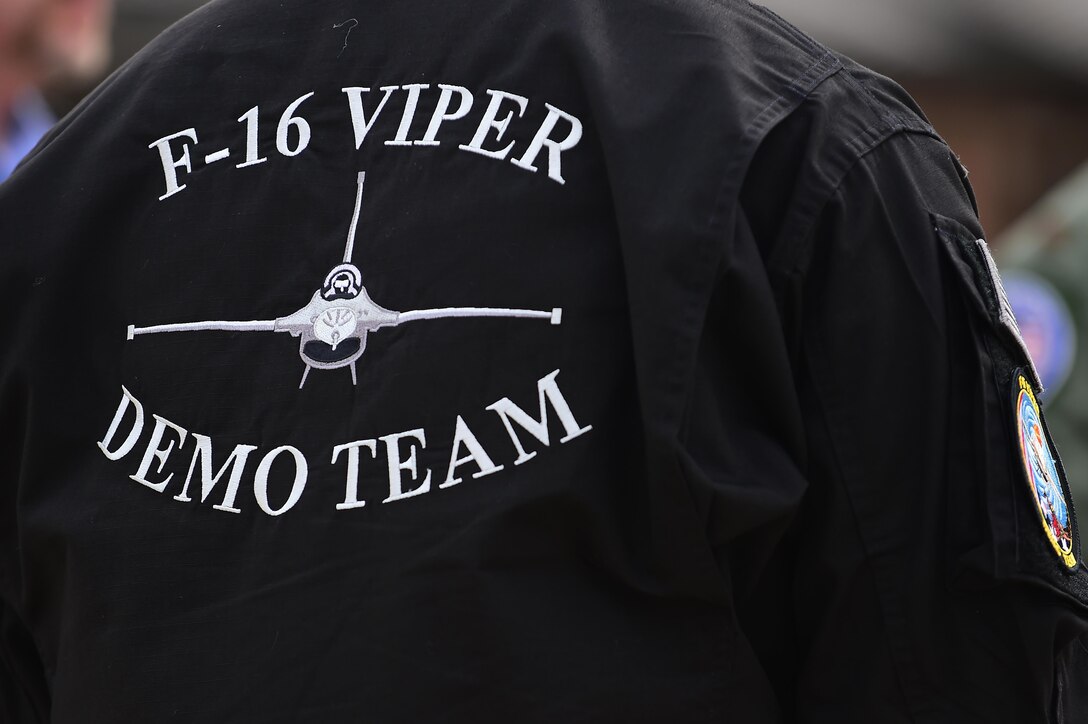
[
  {"x1": 304, "y1": 337, "x2": 362, "y2": 364},
  {"x1": 2, "y1": 0, "x2": 1087, "y2": 721},
  {"x1": 0, "y1": 599, "x2": 49, "y2": 724}
]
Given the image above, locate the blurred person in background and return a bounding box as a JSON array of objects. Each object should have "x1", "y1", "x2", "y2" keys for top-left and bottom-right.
[{"x1": 0, "y1": 0, "x2": 113, "y2": 180}]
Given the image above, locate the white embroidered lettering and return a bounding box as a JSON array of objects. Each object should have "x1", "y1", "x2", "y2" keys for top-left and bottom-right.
[
  {"x1": 235, "y1": 106, "x2": 267, "y2": 168},
  {"x1": 416, "y1": 84, "x2": 473, "y2": 146},
  {"x1": 486, "y1": 369, "x2": 592, "y2": 465},
  {"x1": 458, "y1": 89, "x2": 528, "y2": 160},
  {"x1": 174, "y1": 434, "x2": 258, "y2": 514},
  {"x1": 332, "y1": 439, "x2": 378, "y2": 510},
  {"x1": 98, "y1": 386, "x2": 145, "y2": 461},
  {"x1": 204, "y1": 148, "x2": 231, "y2": 165},
  {"x1": 441, "y1": 415, "x2": 503, "y2": 488},
  {"x1": 342, "y1": 86, "x2": 398, "y2": 149},
  {"x1": 129, "y1": 414, "x2": 188, "y2": 492},
  {"x1": 98, "y1": 369, "x2": 595, "y2": 516},
  {"x1": 253, "y1": 446, "x2": 309, "y2": 517},
  {"x1": 276, "y1": 92, "x2": 315, "y2": 157},
  {"x1": 511, "y1": 103, "x2": 583, "y2": 185},
  {"x1": 149, "y1": 128, "x2": 198, "y2": 200},
  {"x1": 385, "y1": 84, "x2": 429, "y2": 146},
  {"x1": 147, "y1": 84, "x2": 586, "y2": 197},
  {"x1": 380, "y1": 428, "x2": 432, "y2": 503}
]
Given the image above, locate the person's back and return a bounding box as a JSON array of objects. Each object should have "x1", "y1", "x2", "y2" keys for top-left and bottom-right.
[{"x1": 3, "y1": 1, "x2": 1088, "y2": 721}]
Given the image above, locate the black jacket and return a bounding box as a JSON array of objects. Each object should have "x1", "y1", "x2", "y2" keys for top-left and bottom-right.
[{"x1": 2, "y1": 0, "x2": 1087, "y2": 721}]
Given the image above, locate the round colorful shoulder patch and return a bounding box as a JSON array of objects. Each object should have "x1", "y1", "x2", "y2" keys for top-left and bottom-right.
[{"x1": 1015, "y1": 374, "x2": 1076, "y2": 568}]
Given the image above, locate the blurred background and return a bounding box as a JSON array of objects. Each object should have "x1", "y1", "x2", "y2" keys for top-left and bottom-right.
[{"x1": 4, "y1": 0, "x2": 1088, "y2": 511}]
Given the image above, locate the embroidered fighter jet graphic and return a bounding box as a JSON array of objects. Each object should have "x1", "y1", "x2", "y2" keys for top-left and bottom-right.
[{"x1": 127, "y1": 172, "x2": 562, "y2": 388}]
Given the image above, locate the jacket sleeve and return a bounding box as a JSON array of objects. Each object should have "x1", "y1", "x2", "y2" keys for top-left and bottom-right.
[{"x1": 785, "y1": 129, "x2": 1088, "y2": 722}]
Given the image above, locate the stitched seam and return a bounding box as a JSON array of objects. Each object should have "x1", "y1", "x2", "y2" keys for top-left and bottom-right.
[
  {"x1": 777, "y1": 127, "x2": 946, "y2": 277},
  {"x1": 681, "y1": 48, "x2": 841, "y2": 433},
  {"x1": 682, "y1": 49, "x2": 841, "y2": 420},
  {"x1": 837, "y1": 64, "x2": 934, "y2": 137},
  {"x1": 707, "y1": 50, "x2": 842, "y2": 238},
  {"x1": 669, "y1": 46, "x2": 842, "y2": 597}
]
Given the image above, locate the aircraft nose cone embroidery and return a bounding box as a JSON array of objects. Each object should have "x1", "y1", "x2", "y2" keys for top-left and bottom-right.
[
  {"x1": 315, "y1": 308, "x2": 358, "y2": 349},
  {"x1": 126, "y1": 172, "x2": 564, "y2": 389}
]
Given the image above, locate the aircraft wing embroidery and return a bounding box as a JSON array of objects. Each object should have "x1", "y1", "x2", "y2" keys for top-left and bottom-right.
[{"x1": 127, "y1": 172, "x2": 562, "y2": 388}]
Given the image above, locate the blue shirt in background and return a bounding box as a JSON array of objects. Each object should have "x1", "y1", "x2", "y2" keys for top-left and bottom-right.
[{"x1": 0, "y1": 91, "x2": 55, "y2": 181}]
